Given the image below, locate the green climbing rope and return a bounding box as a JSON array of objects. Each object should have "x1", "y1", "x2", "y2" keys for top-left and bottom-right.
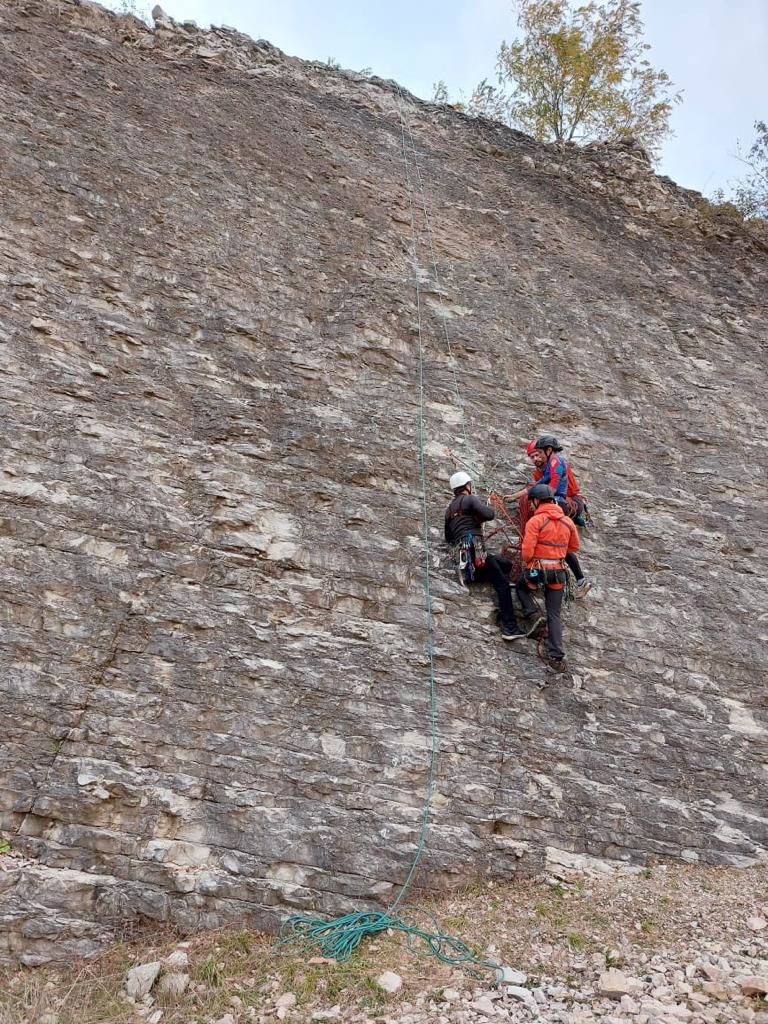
[
  {"x1": 278, "y1": 88, "x2": 496, "y2": 981},
  {"x1": 279, "y1": 907, "x2": 496, "y2": 977}
]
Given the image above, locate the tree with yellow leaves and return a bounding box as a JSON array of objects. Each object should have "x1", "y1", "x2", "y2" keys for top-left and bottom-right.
[{"x1": 437, "y1": 0, "x2": 680, "y2": 158}]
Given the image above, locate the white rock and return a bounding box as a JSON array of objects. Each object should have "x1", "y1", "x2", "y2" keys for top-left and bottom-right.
[
  {"x1": 664, "y1": 1003, "x2": 693, "y2": 1019},
  {"x1": 521, "y1": 155, "x2": 536, "y2": 171},
  {"x1": 470, "y1": 995, "x2": 497, "y2": 1016},
  {"x1": 377, "y1": 970, "x2": 402, "y2": 994},
  {"x1": 740, "y1": 975, "x2": 768, "y2": 996},
  {"x1": 748, "y1": 916, "x2": 767, "y2": 931},
  {"x1": 496, "y1": 966, "x2": 528, "y2": 987},
  {"x1": 652, "y1": 985, "x2": 675, "y2": 999},
  {"x1": 157, "y1": 972, "x2": 189, "y2": 997},
  {"x1": 38, "y1": 1015, "x2": 59, "y2": 1024},
  {"x1": 701, "y1": 980, "x2": 729, "y2": 1000},
  {"x1": 147, "y1": 1012, "x2": 163, "y2": 1024},
  {"x1": 214, "y1": 1015, "x2": 236, "y2": 1024},
  {"x1": 276, "y1": 993, "x2": 297, "y2": 1008},
  {"x1": 699, "y1": 963, "x2": 723, "y2": 982},
  {"x1": 480, "y1": 988, "x2": 502, "y2": 1002},
  {"x1": 641, "y1": 996, "x2": 673, "y2": 1016},
  {"x1": 598, "y1": 969, "x2": 633, "y2": 999},
  {"x1": 619, "y1": 994, "x2": 640, "y2": 1013},
  {"x1": 164, "y1": 949, "x2": 189, "y2": 970},
  {"x1": 735, "y1": 1008, "x2": 759, "y2": 1024},
  {"x1": 505, "y1": 985, "x2": 539, "y2": 1014},
  {"x1": 126, "y1": 962, "x2": 162, "y2": 999},
  {"x1": 443, "y1": 987, "x2": 461, "y2": 1002},
  {"x1": 311, "y1": 1007, "x2": 341, "y2": 1022}
]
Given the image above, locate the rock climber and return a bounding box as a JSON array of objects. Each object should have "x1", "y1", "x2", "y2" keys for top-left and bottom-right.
[
  {"x1": 444, "y1": 470, "x2": 530, "y2": 642},
  {"x1": 510, "y1": 436, "x2": 591, "y2": 597},
  {"x1": 515, "y1": 483, "x2": 581, "y2": 672}
]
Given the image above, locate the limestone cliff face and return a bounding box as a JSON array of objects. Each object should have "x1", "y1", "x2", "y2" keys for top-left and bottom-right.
[{"x1": 1, "y1": 0, "x2": 767, "y2": 965}]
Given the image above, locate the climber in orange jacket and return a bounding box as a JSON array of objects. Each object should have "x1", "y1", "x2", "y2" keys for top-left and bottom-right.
[
  {"x1": 515, "y1": 483, "x2": 580, "y2": 671},
  {"x1": 517, "y1": 437, "x2": 591, "y2": 597}
]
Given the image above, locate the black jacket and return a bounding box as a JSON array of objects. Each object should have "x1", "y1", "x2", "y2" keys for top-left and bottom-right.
[{"x1": 444, "y1": 492, "x2": 495, "y2": 544}]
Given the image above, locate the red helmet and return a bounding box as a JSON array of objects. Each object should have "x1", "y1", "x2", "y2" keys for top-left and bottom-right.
[{"x1": 526, "y1": 440, "x2": 538, "y2": 457}]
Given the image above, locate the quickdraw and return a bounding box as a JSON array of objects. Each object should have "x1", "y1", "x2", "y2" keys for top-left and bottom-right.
[{"x1": 452, "y1": 532, "x2": 487, "y2": 586}]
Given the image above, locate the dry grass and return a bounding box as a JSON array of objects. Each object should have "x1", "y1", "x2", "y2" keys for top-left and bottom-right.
[
  {"x1": 0, "y1": 927, "x2": 409, "y2": 1024},
  {"x1": 2, "y1": 863, "x2": 768, "y2": 1023},
  {"x1": 458, "y1": 862, "x2": 768, "y2": 971}
]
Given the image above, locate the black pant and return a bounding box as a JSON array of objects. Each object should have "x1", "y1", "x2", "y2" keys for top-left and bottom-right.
[
  {"x1": 554, "y1": 498, "x2": 585, "y2": 579},
  {"x1": 557, "y1": 494, "x2": 587, "y2": 527},
  {"x1": 565, "y1": 552, "x2": 584, "y2": 581},
  {"x1": 473, "y1": 554, "x2": 520, "y2": 633},
  {"x1": 515, "y1": 576, "x2": 565, "y2": 660}
]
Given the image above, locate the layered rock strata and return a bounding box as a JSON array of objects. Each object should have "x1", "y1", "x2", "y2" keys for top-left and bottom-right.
[{"x1": 0, "y1": 0, "x2": 766, "y2": 964}]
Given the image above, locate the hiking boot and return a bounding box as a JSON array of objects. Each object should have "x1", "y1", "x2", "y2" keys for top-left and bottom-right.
[
  {"x1": 575, "y1": 578, "x2": 592, "y2": 599},
  {"x1": 501, "y1": 625, "x2": 528, "y2": 641},
  {"x1": 525, "y1": 613, "x2": 546, "y2": 637},
  {"x1": 545, "y1": 656, "x2": 568, "y2": 674}
]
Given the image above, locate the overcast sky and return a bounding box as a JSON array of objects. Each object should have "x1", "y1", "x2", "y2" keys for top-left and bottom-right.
[{"x1": 124, "y1": 0, "x2": 767, "y2": 197}]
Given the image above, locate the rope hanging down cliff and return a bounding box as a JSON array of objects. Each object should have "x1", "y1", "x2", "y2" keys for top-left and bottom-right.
[
  {"x1": 398, "y1": 107, "x2": 527, "y2": 545},
  {"x1": 278, "y1": 89, "x2": 499, "y2": 979}
]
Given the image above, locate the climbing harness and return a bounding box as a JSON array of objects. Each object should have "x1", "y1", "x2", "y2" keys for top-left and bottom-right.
[
  {"x1": 452, "y1": 532, "x2": 487, "y2": 586},
  {"x1": 446, "y1": 492, "x2": 489, "y2": 583}
]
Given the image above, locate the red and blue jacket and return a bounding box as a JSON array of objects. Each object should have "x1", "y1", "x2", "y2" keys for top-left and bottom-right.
[{"x1": 530, "y1": 453, "x2": 571, "y2": 501}]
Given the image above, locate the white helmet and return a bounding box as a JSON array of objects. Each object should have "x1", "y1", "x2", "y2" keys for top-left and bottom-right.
[{"x1": 449, "y1": 470, "x2": 472, "y2": 491}]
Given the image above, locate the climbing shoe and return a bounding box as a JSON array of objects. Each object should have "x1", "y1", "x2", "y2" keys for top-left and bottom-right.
[
  {"x1": 575, "y1": 579, "x2": 592, "y2": 599},
  {"x1": 501, "y1": 626, "x2": 528, "y2": 641}
]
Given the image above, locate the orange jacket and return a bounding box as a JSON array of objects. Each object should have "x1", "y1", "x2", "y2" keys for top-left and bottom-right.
[{"x1": 521, "y1": 502, "x2": 580, "y2": 566}]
